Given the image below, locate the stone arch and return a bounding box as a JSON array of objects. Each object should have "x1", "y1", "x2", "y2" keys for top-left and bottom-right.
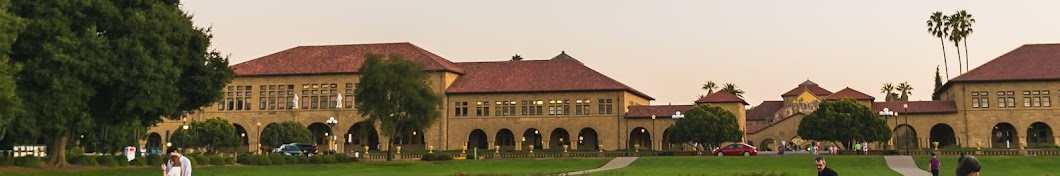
[
  {"x1": 992, "y1": 122, "x2": 1017, "y2": 148},
  {"x1": 147, "y1": 133, "x2": 163, "y2": 155},
  {"x1": 760, "y1": 138, "x2": 776, "y2": 151},
  {"x1": 929, "y1": 123, "x2": 957, "y2": 148},
  {"x1": 550, "y1": 128, "x2": 570, "y2": 150},
  {"x1": 345, "y1": 121, "x2": 380, "y2": 151},
  {"x1": 577, "y1": 128, "x2": 599, "y2": 150},
  {"x1": 522, "y1": 128, "x2": 543, "y2": 150},
  {"x1": 468, "y1": 129, "x2": 489, "y2": 149},
  {"x1": 259, "y1": 123, "x2": 280, "y2": 149},
  {"x1": 393, "y1": 129, "x2": 426, "y2": 150},
  {"x1": 496, "y1": 129, "x2": 515, "y2": 150},
  {"x1": 232, "y1": 123, "x2": 250, "y2": 153},
  {"x1": 893, "y1": 124, "x2": 918, "y2": 150},
  {"x1": 1027, "y1": 122, "x2": 1054, "y2": 147},
  {"x1": 629, "y1": 127, "x2": 651, "y2": 150},
  {"x1": 661, "y1": 127, "x2": 673, "y2": 150},
  {"x1": 307, "y1": 122, "x2": 333, "y2": 151}
]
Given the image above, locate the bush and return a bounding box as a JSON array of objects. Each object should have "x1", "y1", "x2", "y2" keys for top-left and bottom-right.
[
  {"x1": 68, "y1": 147, "x2": 85, "y2": 157},
  {"x1": 1028, "y1": 144, "x2": 1060, "y2": 149},
  {"x1": 70, "y1": 155, "x2": 98, "y2": 166},
  {"x1": 0, "y1": 157, "x2": 15, "y2": 166},
  {"x1": 225, "y1": 156, "x2": 236, "y2": 165},
  {"x1": 258, "y1": 154, "x2": 272, "y2": 165},
  {"x1": 421, "y1": 153, "x2": 453, "y2": 161},
  {"x1": 268, "y1": 153, "x2": 286, "y2": 165},
  {"x1": 284, "y1": 155, "x2": 297, "y2": 164},
  {"x1": 210, "y1": 155, "x2": 225, "y2": 165},
  {"x1": 15, "y1": 156, "x2": 43, "y2": 168},
  {"x1": 308, "y1": 155, "x2": 322, "y2": 164},
  {"x1": 322, "y1": 155, "x2": 337, "y2": 163},
  {"x1": 196, "y1": 155, "x2": 211, "y2": 166},
  {"x1": 97, "y1": 155, "x2": 119, "y2": 167},
  {"x1": 114, "y1": 155, "x2": 129, "y2": 167},
  {"x1": 237, "y1": 154, "x2": 257, "y2": 165},
  {"x1": 296, "y1": 155, "x2": 309, "y2": 164},
  {"x1": 146, "y1": 155, "x2": 164, "y2": 166},
  {"x1": 130, "y1": 157, "x2": 148, "y2": 166}
]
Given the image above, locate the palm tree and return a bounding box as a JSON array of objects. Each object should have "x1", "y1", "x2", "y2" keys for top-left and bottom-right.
[
  {"x1": 702, "y1": 81, "x2": 718, "y2": 94},
  {"x1": 956, "y1": 10, "x2": 975, "y2": 73},
  {"x1": 927, "y1": 12, "x2": 951, "y2": 79},
  {"x1": 897, "y1": 82, "x2": 914, "y2": 101},
  {"x1": 881, "y1": 83, "x2": 895, "y2": 101},
  {"x1": 945, "y1": 14, "x2": 964, "y2": 74},
  {"x1": 721, "y1": 83, "x2": 745, "y2": 98}
]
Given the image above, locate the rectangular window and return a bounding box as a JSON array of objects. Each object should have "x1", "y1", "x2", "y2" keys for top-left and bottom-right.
[
  {"x1": 344, "y1": 95, "x2": 353, "y2": 108},
  {"x1": 972, "y1": 98, "x2": 980, "y2": 108},
  {"x1": 244, "y1": 97, "x2": 252, "y2": 110},
  {"x1": 277, "y1": 96, "x2": 286, "y2": 109},
  {"x1": 582, "y1": 105, "x2": 590, "y2": 115},
  {"x1": 1033, "y1": 97, "x2": 1041, "y2": 107},
  {"x1": 268, "y1": 97, "x2": 276, "y2": 110},
  {"x1": 310, "y1": 96, "x2": 318, "y2": 109},
  {"x1": 598, "y1": 99, "x2": 605, "y2": 114},
  {"x1": 260, "y1": 98, "x2": 267, "y2": 110},
  {"x1": 998, "y1": 98, "x2": 1005, "y2": 108},
  {"x1": 982, "y1": 98, "x2": 989, "y2": 108},
  {"x1": 1044, "y1": 97, "x2": 1051, "y2": 107},
  {"x1": 1025, "y1": 97, "x2": 1033, "y2": 107},
  {"x1": 227, "y1": 98, "x2": 234, "y2": 110},
  {"x1": 301, "y1": 96, "x2": 309, "y2": 109},
  {"x1": 1007, "y1": 97, "x2": 1015, "y2": 107}
]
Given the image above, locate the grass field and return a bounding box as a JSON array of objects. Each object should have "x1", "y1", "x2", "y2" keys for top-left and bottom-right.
[
  {"x1": 912, "y1": 155, "x2": 1060, "y2": 176},
  {"x1": 5, "y1": 158, "x2": 609, "y2": 176},
  {"x1": 587, "y1": 156, "x2": 900, "y2": 176}
]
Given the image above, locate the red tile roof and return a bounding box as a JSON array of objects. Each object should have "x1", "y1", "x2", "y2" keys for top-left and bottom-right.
[
  {"x1": 694, "y1": 91, "x2": 748, "y2": 105},
  {"x1": 625, "y1": 105, "x2": 694, "y2": 118},
  {"x1": 871, "y1": 101, "x2": 958, "y2": 114},
  {"x1": 951, "y1": 44, "x2": 1060, "y2": 82},
  {"x1": 231, "y1": 42, "x2": 464, "y2": 76},
  {"x1": 747, "y1": 101, "x2": 784, "y2": 120},
  {"x1": 823, "y1": 87, "x2": 875, "y2": 100},
  {"x1": 781, "y1": 80, "x2": 833, "y2": 97},
  {"x1": 446, "y1": 53, "x2": 654, "y2": 100},
  {"x1": 939, "y1": 44, "x2": 1060, "y2": 94}
]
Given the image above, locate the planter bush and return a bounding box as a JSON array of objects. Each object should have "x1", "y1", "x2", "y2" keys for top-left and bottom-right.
[
  {"x1": 210, "y1": 155, "x2": 225, "y2": 165},
  {"x1": 97, "y1": 155, "x2": 119, "y2": 167},
  {"x1": 225, "y1": 156, "x2": 236, "y2": 165},
  {"x1": 130, "y1": 157, "x2": 148, "y2": 166},
  {"x1": 257, "y1": 154, "x2": 272, "y2": 165},
  {"x1": 0, "y1": 157, "x2": 15, "y2": 166},
  {"x1": 15, "y1": 156, "x2": 43, "y2": 168},
  {"x1": 114, "y1": 155, "x2": 129, "y2": 166},
  {"x1": 237, "y1": 154, "x2": 257, "y2": 165},
  {"x1": 283, "y1": 155, "x2": 297, "y2": 164},
  {"x1": 268, "y1": 154, "x2": 286, "y2": 165},
  {"x1": 421, "y1": 153, "x2": 453, "y2": 161},
  {"x1": 70, "y1": 155, "x2": 98, "y2": 166},
  {"x1": 296, "y1": 155, "x2": 309, "y2": 164},
  {"x1": 308, "y1": 155, "x2": 322, "y2": 164},
  {"x1": 196, "y1": 155, "x2": 211, "y2": 166},
  {"x1": 146, "y1": 155, "x2": 164, "y2": 166}
]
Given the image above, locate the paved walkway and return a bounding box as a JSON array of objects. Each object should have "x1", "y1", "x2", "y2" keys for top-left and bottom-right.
[
  {"x1": 884, "y1": 155, "x2": 932, "y2": 176},
  {"x1": 563, "y1": 157, "x2": 638, "y2": 175}
]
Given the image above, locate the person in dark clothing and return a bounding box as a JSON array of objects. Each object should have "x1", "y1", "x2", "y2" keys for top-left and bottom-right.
[
  {"x1": 816, "y1": 156, "x2": 838, "y2": 176},
  {"x1": 957, "y1": 152, "x2": 966, "y2": 164},
  {"x1": 929, "y1": 153, "x2": 941, "y2": 176},
  {"x1": 956, "y1": 156, "x2": 981, "y2": 176}
]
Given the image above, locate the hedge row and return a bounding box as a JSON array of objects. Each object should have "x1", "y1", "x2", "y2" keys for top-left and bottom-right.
[{"x1": 236, "y1": 154, "x2": 356, "y2": 165}]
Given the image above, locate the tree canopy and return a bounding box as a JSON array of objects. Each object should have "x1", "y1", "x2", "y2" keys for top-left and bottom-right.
[
  {"x1": 797, "y1": 98, "x2": 891, "y2": 149},
  {"x1": 0, "y1": 0, "x2": 24, "y2": 143},
  {"x1": 259, "y1": 121, "x2": 312, "y2": 149},
  {"x1": 666, "y1": 104, "x2": 742, "y2": 149},
  {"x1": 188, "y1": 117, "x2": 239, "y2": 153},
  {"x1": 5, "y1": 0, "x2": 234, "y2": 166},
  {"x1": 354, "y1": 53, "x2": 442, "y2": 161}
]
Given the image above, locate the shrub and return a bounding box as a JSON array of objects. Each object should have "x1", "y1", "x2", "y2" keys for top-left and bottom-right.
[
  {"x1": 70, "y1": 155, "x2": 98, "y2": 166},
  {"x1": 185, "y1": 155, "x2": 198, "y2": 166},
  {"x1": 295, "y1": 155, "x2": 309, "y2": 164},
  {"x1": 15, "y1": 156, "x2": 43, "y2": 168},
  {"x1": 322, "y1": 155, "x2": 338, "y2": 163},
  {"x1": 421, "y1": 153, "x2": 453, "y2": 161},
  {"x1": 210, "y1": 155, "x2": 225, "y2": 165},
  {"x1": 283, "y1": 155, "x2": 297, "y2": 164},
  {"x1": 0, "y1": 157, "x2": 15, "y2": 166},
  {"x1": 146, "y1": 155, "x2": 164, "y2": 166},
  {"x1": 268, "y1": 153, "x2": 286, "y2": 165},
  {"x1": 196, "y1": 155, "x2": 211, "y2": 166},
  {"x1": 114, "y1": 155, "x2": 129, "y2": 167},
  {"x1": 68, "y1": 147, "x2": 85, "y2": 157},
  {"x1": 97, "y1": 155, "x2": 119, "y2": 167},
  {"x1": 130, "y1": 157, "x2": 148, "y2": 166},
  {"x1": 257, "y1": 154, "x2": 272, "y2": 165},
  {"x1": 225, "y1": 156, "x2": 236, "y2": 165},
  {"x1": 237, "y1": 154, "x2": 257, "y2": 165}
]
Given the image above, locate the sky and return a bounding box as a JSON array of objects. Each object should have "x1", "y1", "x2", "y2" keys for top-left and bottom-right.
[{"x1": 180, "y1": 0, "x2": 1060, "y2": 106}]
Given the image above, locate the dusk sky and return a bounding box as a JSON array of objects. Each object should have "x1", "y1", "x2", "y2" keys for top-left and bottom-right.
[{"x1": 181, "y1": 0, "x2": 1060, "y2": 106}]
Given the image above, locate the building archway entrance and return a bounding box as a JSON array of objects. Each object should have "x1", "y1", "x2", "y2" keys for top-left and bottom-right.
[
  {"x1": 893, "y1": 125, "x2": 918, "y2": 151},
  {"x1": 468, "y1": 129, "x2": 489, "y2": 149},
  {"x1": 929, "y1": 123, "x2": 956, "y2": 148},
  {"x1": 577, "y1": 128, "x2": 598, "y2": 150},
  {"x1": 496, "y1": 129, "x2": 515, "y2": 150},
  {"x1": 992, "y1": 123, "x2": 1017, "y2": 148},
  {"x1": 1028, "y1": 122, "x2": 1054, "y2": 147},
  {"x1": 345, "y1": 121, "x2": 380, "y2": 152},
  {"x1": 550, "y1": 128, "x2": 570, "y2": 150},
  {"x1": 629, "y1": 127, "x2": 651, "y2": 150},
  {"x1": 522, "y1": 128, "x2": 543, "y2": 150}
]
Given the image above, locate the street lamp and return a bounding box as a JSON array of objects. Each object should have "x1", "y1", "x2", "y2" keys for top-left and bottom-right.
[
  {"x1": 256, "y1": 122, "x2": 261, "y2": 154},
  {"x1": 878, "y1": 108, "x2": 895, "y2": 152},
  {"x1": 326, "y1": 117, "x2": 338, "y2": 152},
  {"x1": 903, "y1": 103, "x2": 909, "y2": 155},
  {"x1": 651, "y1": 115, "x2": 656, "y2": 151}
]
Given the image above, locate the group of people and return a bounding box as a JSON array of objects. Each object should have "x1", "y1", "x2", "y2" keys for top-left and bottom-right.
[
  {"x1": 159, "y1": 148, "x2": 192, "y2": 176},
  {"x1": 815, "y1": 152, "x2": 982, "y2": 176}
]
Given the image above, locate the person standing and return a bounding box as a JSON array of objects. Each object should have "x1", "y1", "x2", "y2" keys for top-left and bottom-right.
[
  {"x1": 929, "y1": 153, "x2": 941, "y2": 176},
  {"x1": 861, "y1": 142, "x2": 869, "y2": 155},
  {"x1": 854, "y1": 143, "x2": 862, "y2": 155},
  {"x1": 958, "y1": 152, "x2": 966, "y2": 164},
  {"x1": 161, "y1": 148, "x2": 192, "y2": 176},
  {"x1": 815, "y1": 156, "x2": 839, "y2": 176}
]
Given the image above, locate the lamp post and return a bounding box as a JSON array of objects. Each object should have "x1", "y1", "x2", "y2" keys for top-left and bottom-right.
[
  {"x1": 624, "y1": 108, "x2": 629, "y2": 156},
  {"x1": 651, "y1": 115, "x2": 656, "y2": 151},
  {"x1": 256, "y1": 122, "x2": 261, "y2": 154},
  {"x1": 326, "y1": 117, "x2": 338, "y2": 153},
  {"x1": 903, "y1": 103, "x2": 909, "y2": 155},
  {"x1": 878, "y1": 108, "x2": 895, "y2": 152}
]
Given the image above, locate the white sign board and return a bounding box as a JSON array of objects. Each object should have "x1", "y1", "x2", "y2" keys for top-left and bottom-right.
[{"x1": 125, "y1": 146, "x2": 136, "y2": 161}]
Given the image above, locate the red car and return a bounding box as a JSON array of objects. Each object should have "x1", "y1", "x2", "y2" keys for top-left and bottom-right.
[{"x1": 712, "y1": 143, "x2": 757, "y2": 156}]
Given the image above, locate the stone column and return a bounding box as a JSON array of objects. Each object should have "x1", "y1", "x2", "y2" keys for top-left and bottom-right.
[
  {"x1": 1054, "y1": 137, "x2": 1059, "y2": 146},
  {"x1": 543, "y1": 141, "x2": 550, "y2": 150},
  {"x1": 515, "y1": 141, "x2": 522, "y2": 151}
]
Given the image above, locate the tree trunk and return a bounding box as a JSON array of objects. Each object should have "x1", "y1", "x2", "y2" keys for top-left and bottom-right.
[
  {"x1": 46, "y1": 130, "x2": 70, "y2": 167},
  {"x1": 955, "y1": 43, "x2": 963, "y2": 74},
  {"x1": 939, "y1": 38, "x2": 950, "y2": 79},
  {"x1": 964, "y1": 39, "x2": 970, "y2": 73},
  {"x1": 385, "y1": 136, "x2": 395, "y2": 161},
  {"x1": 0, "y1": 127, "x2": 7, "y2": 142}
]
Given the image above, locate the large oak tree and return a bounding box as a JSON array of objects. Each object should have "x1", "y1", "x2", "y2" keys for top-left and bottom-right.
[
  {"x1": 797, "y1": 98, "x2": 891, "y2": 150},
  {"x1": 666, "y1": 104, "x2": 742, "y2": 150},
  {"x1": 354, "y1": 53, "x2": 442, "y2": 161},
  {"x1": 5, "y1": 0, "x2": 233, "y2": 166}
]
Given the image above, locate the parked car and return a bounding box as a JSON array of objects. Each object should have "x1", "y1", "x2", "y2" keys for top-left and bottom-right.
[
  {"x1": 712, "y1": 143, "x2": 757, "y2": 156},
  {"x1": 291, "y1": 143, "x2": 318, "y2": 155},
  {"x1": 277, "y1": 144, "x2": 304, "y2": 156}
]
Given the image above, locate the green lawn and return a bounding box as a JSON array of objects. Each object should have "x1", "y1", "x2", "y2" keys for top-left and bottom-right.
[
  {"x1": 913, "y1": 156, "x2": 1060, "y2": 176},
  {"x1": 7, "y1": 158, "x2": 609, "y2": 176},
  {"x1": 588, "y1": 156, "x2": 900, "y2": 176}
]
